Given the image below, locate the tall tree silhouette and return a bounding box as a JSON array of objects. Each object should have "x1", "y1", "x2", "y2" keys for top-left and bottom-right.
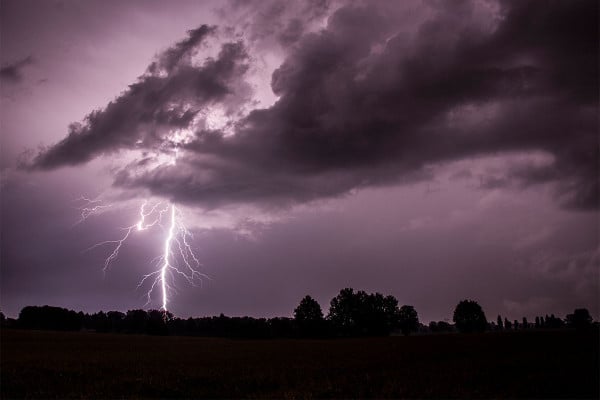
[
  {"x1": 566, "y1": 308, "x2": 592, "y2": 330},
  {"x1": 398, "y1": 305, "x2": 419, "y2": 335},
  {"x1": 453, "y1": 300, "x2": 487, "y2": 333},
  {"x1": 294, "y1": 296, "x2": 323, "y2": 322},
  {"x1": 294, "y1": 295, "x2": 325, "y2": 337}
]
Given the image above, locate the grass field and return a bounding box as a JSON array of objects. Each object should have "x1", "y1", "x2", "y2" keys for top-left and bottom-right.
[{"x1": 1, "y1": 328, "x2": 598, "y2": 398}]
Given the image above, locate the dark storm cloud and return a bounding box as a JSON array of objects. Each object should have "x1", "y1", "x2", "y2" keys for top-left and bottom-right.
[
  {"x1": 30, "y1": 0, "x2": 598, "y2": 209},
  {"x1": 147, "y1": 25, "x2": 216, "y2": 75},
  {"x1": 221, "y1": 0, "x2": 331, "y2": 47},
  {"x1": 30, "y1": 26, "x2": 250, "y2": 168},
  {"x1": 0, "y1": 55, "x2": 34, "y2": 83}
]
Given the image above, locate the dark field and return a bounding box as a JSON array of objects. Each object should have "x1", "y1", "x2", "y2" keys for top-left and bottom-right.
[{"x1": 1, "y1": 329, "x2": 598, "y2": 399}]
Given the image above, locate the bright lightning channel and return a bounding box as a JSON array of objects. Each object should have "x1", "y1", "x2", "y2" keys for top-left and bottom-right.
[
  {"x1": 161, "y1": 205, "x2": 176, "y2": 309},
  {"x1": 84, "y1": 200, "x2": 207, "y2": 311}
]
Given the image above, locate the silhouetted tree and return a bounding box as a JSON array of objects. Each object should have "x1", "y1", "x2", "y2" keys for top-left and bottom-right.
[
  {"x1": 439, "y1": 321, "x2": 454, "y2": 332},
  {"x1": 294, "y1": 296, "x2": 323, "y2": 323},
  {"x1": 429, "y1": 321, "x2": 454, "y2": 333},
  {"x1": 535, "y1": 316, "x2": 540, "y2": 328},
  {"x1": 554, "y1": 316, "x2": 564, "y2": 328},
  {"x1": 107, "y1": 311, "x2": 125, "y2": 332},
  {"x1": 497, "y1": 315, "x2": 504, "y2": 330},
  {"x1": 427, "y1": 321, "x2": 436, "y2": 332},
  {"x1": 124, "y1": 309, "x2": 148, "y2": 333},
  {"x1": 328, "y1": 288, "x2": 401, "y2": 336},
  {"x1": 398, "y1": 305, "x2": 419, "y2": 335},
  {"x1": 294, "y1": 295, "x2": 325, "y2": 337},
  {"x1": 269, "y1": 317, "x2": 295, "y2": 338},
  {"x1": 328, "y1": 288, "x2": 358, "y2": 334},
  {"x1": 546, "y1": 314, "x2": 564, "y2": 329},
  {"x1": 453, "y1": 300, "x2": 487, "y2": 333},
  {"x1": 168, "y1": 316, "x2": 186, "y2": 336},
  {"x1": 91, "y1": 311, "x2": 109, "y2": 332},
  {"x1": 184, "y1": 317, "x2": 197, "y2": 334},
  {"x1": 18, "y1": 305, "x2": 82, "y2": 331},
  {"x1": 147, "y1": 310, "x2": 171, "y2": 335},
  {"x1": 522, "y1": 317, "x2": 528, "y2": 329},
  {"x1": 357, "y1": 292, "x2": 390, "y2": 335},
  {"x1": 382, "y1": 295, "x2": 401, "y2": 331},
  {"x1": 566, "y1": 308, "x2": 592, "y2": 330},
  {"x1": 504, "y1": 318, "x2": 512, "y2": 330},
  {"x1": 513, "y1": 320, "x2": 519, "y2": 330}
]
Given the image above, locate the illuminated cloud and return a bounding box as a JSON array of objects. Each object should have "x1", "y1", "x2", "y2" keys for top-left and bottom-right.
[{"x1": 27, "y1": 0, "x2": 597, "y2": 211}]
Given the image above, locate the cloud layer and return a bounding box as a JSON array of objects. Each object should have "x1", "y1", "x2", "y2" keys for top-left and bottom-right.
[{"x1": 29, "y1": 0, "x2": 598, "y2": 210}]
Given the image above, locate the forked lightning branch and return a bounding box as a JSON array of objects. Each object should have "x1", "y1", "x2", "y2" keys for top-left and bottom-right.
[{"x1": 78, "y1": 198, "x2": 206, "y2": 311}]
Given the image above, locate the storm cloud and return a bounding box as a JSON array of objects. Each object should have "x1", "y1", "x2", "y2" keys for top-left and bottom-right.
[
  {"x1": 0, "y1": 55, "x2": 34, "y2": 83},
  {"x1": 29, "y1": 0, "x2": 598, "y2": 210},
  {"x1": 31, "y1": 25, "x2": 251, "y2": 168}
]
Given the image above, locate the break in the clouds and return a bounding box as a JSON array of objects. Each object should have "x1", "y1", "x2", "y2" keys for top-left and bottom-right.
[
  {"x1": 0, "y1": 55, "x2": 34, "y2": 83},
  {"x1": 28, "y1": 0, "x2": 598, "y2": 211}
]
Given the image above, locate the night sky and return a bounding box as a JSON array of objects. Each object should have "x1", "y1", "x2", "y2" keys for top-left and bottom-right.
[{"x1": 1, "y1": 0, "x2": 598, "y2": 322}]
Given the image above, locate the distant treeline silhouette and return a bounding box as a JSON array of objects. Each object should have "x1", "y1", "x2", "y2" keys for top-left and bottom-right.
[{"x1": 0, "y1": 288, "x2": 595, "y2": 338}]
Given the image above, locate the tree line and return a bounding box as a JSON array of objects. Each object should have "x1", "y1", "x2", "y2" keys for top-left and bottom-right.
[{"x1": 0, "y1": 289, "x2": 595, "y2": 338}]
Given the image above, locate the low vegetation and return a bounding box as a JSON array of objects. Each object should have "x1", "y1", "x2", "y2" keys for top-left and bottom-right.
[{"x1": 1, "y1": 288, "x2": 595, "y2": 338}]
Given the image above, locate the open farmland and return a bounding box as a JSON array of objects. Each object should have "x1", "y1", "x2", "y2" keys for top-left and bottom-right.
[{"x1": 1, "y1": 329, "x2": 598, "y2": 398}]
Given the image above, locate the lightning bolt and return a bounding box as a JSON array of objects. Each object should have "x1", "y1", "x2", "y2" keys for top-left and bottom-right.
[
  {"x1": 73, "y1": 196, "x2": 112, "y2": 225},
  {"x1": 79, "y1": 139, "x2": 207, "y2": 311},
  {"x1": 161, "y1": 205, "x2": 176, "y2": 309},
  {"x1": 84, "y1": 199, "x2": 207, "y2": 311}
]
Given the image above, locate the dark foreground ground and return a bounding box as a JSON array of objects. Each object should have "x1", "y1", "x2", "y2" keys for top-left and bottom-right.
[{"x1": 1, "y1": 329, "x2": 598, "y2": 399}]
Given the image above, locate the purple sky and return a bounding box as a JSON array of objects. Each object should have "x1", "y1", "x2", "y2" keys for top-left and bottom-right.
[{"x1": 1, "y1": 0, "x2": 598, "y2": 322}]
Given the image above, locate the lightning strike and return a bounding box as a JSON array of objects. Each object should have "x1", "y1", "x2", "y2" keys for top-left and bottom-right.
[
  {"x1": 84, "y1": 199, "x2": 206, "y2": 311},
  {"x1": 79, "y1": 138, "x2": 206, "y2": 311},
  {"x1": 161, "y1": 205, "x2": 176, "y2": 309}
]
